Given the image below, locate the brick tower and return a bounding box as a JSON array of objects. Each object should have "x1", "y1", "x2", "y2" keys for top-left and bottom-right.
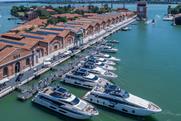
[{"x1": 137, "y1": 0, "x2": 147, "y2": 20}]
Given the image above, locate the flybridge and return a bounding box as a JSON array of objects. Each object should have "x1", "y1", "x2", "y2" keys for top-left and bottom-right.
[{"x1": 0, "y1": 39, "x2": 25, "y2": 46}]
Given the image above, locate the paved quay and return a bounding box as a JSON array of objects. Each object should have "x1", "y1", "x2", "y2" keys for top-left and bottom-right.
[{"x1": 0, "y1": 15, "x2": 136, "y2": 98}]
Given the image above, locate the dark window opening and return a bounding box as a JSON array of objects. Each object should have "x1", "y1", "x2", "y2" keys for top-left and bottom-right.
[
  {"x1": 122, "y1": 109, "x2": 128, "y2": 112},
  {"x1": 3, "y1": 67, "x2": 8, "y2": 77},
  {"x1": 26, "y1": 58, "x2": 30, "y2": 65}
]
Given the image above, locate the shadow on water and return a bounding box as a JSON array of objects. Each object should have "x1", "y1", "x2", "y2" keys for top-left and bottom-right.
[
  {"x1": 94, "y1": 104, "x2": 158, "y2": 121},
  {"x1": 59, "y1": 81, "x2": 90, "y2": 91},
  {"x1": 31, "y1": 103, "x2": 92, "y2": 121}
]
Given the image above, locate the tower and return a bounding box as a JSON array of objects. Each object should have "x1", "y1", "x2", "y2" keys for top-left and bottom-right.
[{"x1": 137, "y1": 0, "x2": 147, "y2": 20}]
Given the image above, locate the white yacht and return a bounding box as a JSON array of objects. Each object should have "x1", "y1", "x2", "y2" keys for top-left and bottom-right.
[
  {"x1": 163, "y1": 14, "x2": 173, "y2": 21},
  {"x1": 32, "y1": 86, "x2": 99, "y2": 119},
  {"x1": 80, "y1": 63, "x2": 118, "y2": 80},
  {"x1": 82, "y1": 60, "x2": 116, "y2": 71},
  {"x1": 63, "y1": 68, "x2": 110, "y2": 89},
  {"x1": 95, "y1": 53, "x2": 120, "y2": 62},
  {"x1": 86, "y1": 56, "x2": 116, "y2": 66},
  {"x1": 82, "y1": 57, "x2": 116, "y2": 71},
  {"x1": 99, "y1": 46, "x2": 118, "y2": 53},
  {"x1": 93, "y1": 62, "x2": 116, "y2": 71},
  {"x1": 84, "y1": 84, "x2": 162, "y2": 116}
]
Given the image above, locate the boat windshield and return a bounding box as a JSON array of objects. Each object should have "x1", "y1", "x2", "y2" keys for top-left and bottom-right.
[
  {"x1": 73, "y1": 70, "x2": 88, "y2": 76},
  {"x1": 84, "y1": 63, "x2": 95, "y2": 69},
  {"x1": 71, "y1": 97, "x2": 80, "y2": 105},
  {"x1": 90, "y1": 75, "x2": 98, "y2": 80},
  {"x1": 50, "y1": 88, "x2": 71, "y2": 99},
  {"x1": 99, "y1": 63, "x2": 104, "y2": 66},
  {"x1": 99, "y1": 59, "x2": 106, "y2": 62},
  {"x1": 107, "y1": 55, "x2": 111, "y2": 58},
  {"x1": 105, "y1": 85, "x2": 129, "y2": 98},
  {"x1": 87, "y1": 58, "x2": 98, "y2": 63}
]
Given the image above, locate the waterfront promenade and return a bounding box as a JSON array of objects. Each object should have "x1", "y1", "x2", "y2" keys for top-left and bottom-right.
[{"x1": 0, "y1": 15, "x2": 137, "y2": 98}]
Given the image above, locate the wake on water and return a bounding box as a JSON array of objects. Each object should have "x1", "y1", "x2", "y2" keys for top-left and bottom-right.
[
  {"x1": 161, "y1": 110, "x2": 181, "y2": 117},
  {"x1": 145, "y1": 14, "x2": 161, "y2": 25}
]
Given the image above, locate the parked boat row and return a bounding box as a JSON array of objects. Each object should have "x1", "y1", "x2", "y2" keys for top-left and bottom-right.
[{"x1": 32, "y1": 39, "x2": 162, "y2": 119}]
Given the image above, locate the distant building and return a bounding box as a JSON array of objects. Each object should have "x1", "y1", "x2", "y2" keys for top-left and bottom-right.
[
  {"x1": 137, "y1": 0, "x2": 147, "y2": 20},
  {"x1": 174, "y1": 14, "x2": 181, "y2": 25},
  {"x1": 0, "y1": 10, "x2": 136, "y2": 82},
  {"x1": 26, "y1": 11, "x2": 38, "y2": 21}
]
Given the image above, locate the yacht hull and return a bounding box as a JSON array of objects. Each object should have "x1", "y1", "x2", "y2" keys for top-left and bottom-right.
[
  {"x1": 32, "y1": 97, "x2": 92, "y2": 120},
  {"x1": 63, "y1": 77, "x2": 109, "y2": 89},
  {"x1": 100, "y1": 49, "x2": 118, "y2": 53},
  {"x1": 84, "y1": 92, "x2": 159, "y2": 116}
]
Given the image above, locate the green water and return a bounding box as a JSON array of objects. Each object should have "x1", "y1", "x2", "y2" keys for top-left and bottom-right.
[{"x1": 0, "y1": 3, "x2": 181, "y2": 121}]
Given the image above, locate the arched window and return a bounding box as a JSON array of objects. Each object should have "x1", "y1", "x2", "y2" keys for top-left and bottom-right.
[
  {"x1": 15, "y1": 62, "x2": 20, "y2": 73},
  {"x1": 26, "y1": 58, "x2": 30, "y2": 65},
  {"x1": 3, "y1": 67, "x2": 8, "y2": 77},
  {"x1": 54, "y1": 45, "x2": 58, "y2": 50}
]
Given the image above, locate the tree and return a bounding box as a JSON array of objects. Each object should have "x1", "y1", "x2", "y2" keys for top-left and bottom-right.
[
  {"x1": 47, "y1": 17, "x2": 67, "y2": 25},
  {"x1": 36, "y1": 9, "x2": 51, "y2": 19},
  {"x1": 57, "y1": 17, "x2": 67, "y2": 23}
]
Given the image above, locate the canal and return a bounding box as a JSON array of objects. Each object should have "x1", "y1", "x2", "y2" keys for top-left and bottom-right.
[{"x1": 0, "y1": 3, "x2": 181, "y2": 121}]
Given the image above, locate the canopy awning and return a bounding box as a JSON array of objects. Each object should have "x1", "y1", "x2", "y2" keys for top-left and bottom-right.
[{"x1": 0, "y1": 78, "x2": 9, "y2": 84}]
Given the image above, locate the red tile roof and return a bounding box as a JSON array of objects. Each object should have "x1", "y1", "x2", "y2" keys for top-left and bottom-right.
[
  {"x1": 11, "y1": 18, "x2": 47, "y2": 32},
  {"x1": 52, "y1": 14, "x2": 82, "y2": 19},
  {"x1": 0, "y1": 46, "x2": 17, "y2": 62}
]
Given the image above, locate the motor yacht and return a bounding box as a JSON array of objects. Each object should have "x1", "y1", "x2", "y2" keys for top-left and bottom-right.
[
  {"x1": 32, "y1": 86, "x2": 99, "y2": 119},
  {"x1": 86, "y1": 60, "x2": 116, "y2": 71},
  {"x1": 99, "y1": 46, "x2": 118, "y2": 53},
  {"x1": 63, "y1": 68, "x2": 110, "y2": 89},
  {"x1": 84, "y1": 84, "x2": 162, "y2": 116},
  {"x1": 95, "y1": 53, "x2": 120, "y2": 62},
  {"x1": 86, "y1": 56, "x2": 116, "y2": 66},
  {"x1": 80, "y1": 63, "x2": 118, "y2": 80}
]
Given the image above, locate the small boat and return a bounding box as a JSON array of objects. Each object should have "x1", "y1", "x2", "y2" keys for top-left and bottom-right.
[
  {"x1": 17, "y1": 21, "x2": 25, "y2": 24},
  {"x1": 152, "y1": 19, "x2": 155, "y2": 24},
  {"x1": 84, "y1": 84, "x2": 162, "y2": 116},
  {"x1": 121, "y1": 27, "x2": 131, "y2": 31},
  {"x1": 17, "y1": 90, "x2": 33, "y2": 101},
  {"x1": 163, "y1": 14, "x2": 174, "y2": 21},
  {"x1": 63, "y1": 68, "x2": 110, "y2": 89},
  {"x1": 8, "y1": 17, "x2": 17, "y2": 20},
  {"x1": 32, "y1": 86, "x2": 99, "y2": 119}
]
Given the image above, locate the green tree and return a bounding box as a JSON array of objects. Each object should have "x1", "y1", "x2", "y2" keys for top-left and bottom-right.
[{"x1": 36, "y1": 9, "x2": 51, "y2": 19}]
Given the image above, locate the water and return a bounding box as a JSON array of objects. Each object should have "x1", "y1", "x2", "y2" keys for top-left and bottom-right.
[{"x1": 0, "y1": 3, "x2": 181, "y2": 121}]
